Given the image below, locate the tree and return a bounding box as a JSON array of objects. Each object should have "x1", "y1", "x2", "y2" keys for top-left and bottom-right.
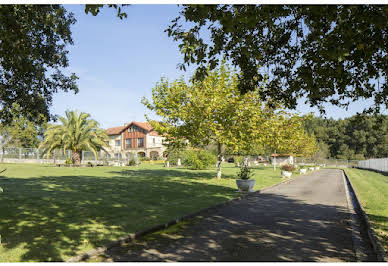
[
  {"x1": 0, "y1": 4, "x2": 130, "y2": 125},
  {"x1": 0, "y1": 103, "x2": 47, "y2": 162},
  {"x1": 260, "y1": 113, "x2": 318, "y2": 169},
  {"x1": 261, "y1": 113, "x2": 317, "y2": 155},
  {"x1": 303, "y1": 114, "x2": 388, "y2": 159},
  {"x1": 39, "y1": 110, "x2": 109, "y2": 165},
  {"x1": 311, "y1": 141, "x2": 330, "y2": 162},
  {"x1": 167, "y1": 5, "x2": 387, "y2": 113},
  {"x1": 0, "y1": 5, "x2": 78, "y2": 124},
  {"x1": 84, "y1": 4, "x2": 129, "y2": 19},
  {"x1": 142, "y1": 64, "x2": 278, "y2": 179}
]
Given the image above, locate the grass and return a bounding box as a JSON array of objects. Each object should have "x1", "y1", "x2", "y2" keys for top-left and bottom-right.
[
  {"x1": 0, "y1": 162, "x2": 286, "y2": 262},
  {"x1": 344, "y1": 168, "x2": 388, "y2": 257}
]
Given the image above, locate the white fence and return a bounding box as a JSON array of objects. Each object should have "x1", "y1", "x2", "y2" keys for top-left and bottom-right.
[
  {"x1": 358, "y1": 158, "x2": 388, "y2": 173},
  {"x1": 0, "y1": 147, "x2": 109, "y2": 164}
]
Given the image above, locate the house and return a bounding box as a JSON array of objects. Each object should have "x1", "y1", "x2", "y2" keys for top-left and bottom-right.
[
  {"x1": 270, "y1": 153, "x2": 294, "y2": 165},
  {"x1": 104, "y1": 121, "x2": 166, "y2": 160}
]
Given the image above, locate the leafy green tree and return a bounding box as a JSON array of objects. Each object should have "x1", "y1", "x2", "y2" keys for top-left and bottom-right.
[
  {"x1": 0, "y1": 103, "x2": 47, "y2": 162},
  {"x1": 0, "y1": 4, "x2": 129, "y2": 125},
  {"x1": 311, "y1": 141, "x2": 330, "y2": 162},
  {"x1": 303, "y1": 114, "x2": 388, "y2": 159},
  {"x1": 0, "y1": 5, "x2": 78, "y2": 124},
  {"x1": 142, "y1": 64, "x2": 276, "y2": 179},
  {"x1": 262, "y1": 113, "x2": 318, "y2": 158},
  {"x1": 39, "y1": 110, "x2": 109, "y2": 165},
  {"x1": 84, "y1": 4, "x2": 129, "y2": 19},
  {"x1": 167, "y1": 5, "x2": 387, "y2": 113}
]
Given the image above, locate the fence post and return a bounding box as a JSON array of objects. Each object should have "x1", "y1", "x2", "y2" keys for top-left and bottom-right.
[
  {"x1": 19, "y1": 148, "x2": 22, "y2": 159},
  {"x1": 81, "y1": 151, "x2": 84, "y2": 163},
  {"x1": 36, "y1": 148, "x2": 39, "y2": 160}
]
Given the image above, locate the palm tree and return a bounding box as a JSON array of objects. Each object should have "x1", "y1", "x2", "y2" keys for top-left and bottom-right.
[{"x1": 39, "y1": 110, "x2": 109, "y2": 165}]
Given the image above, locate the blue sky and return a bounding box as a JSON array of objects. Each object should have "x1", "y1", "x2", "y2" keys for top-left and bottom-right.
[{"x1": 51, "y1": 5, "x2": 378, "y2": 129}]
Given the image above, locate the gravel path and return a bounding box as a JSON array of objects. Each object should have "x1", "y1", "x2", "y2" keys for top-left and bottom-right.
[{"x1": 97, "y1": 169, "x2": 376, "y2": 262}]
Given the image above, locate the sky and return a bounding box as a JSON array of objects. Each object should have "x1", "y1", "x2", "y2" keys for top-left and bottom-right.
[{"x1": 50, "y1": 4, "x2": 381, "y2": 129}]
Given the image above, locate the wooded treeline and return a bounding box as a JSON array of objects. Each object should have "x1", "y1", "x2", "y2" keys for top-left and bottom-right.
[{"x1": 303, "y1": 114, "x2": 388, "y2": 160}]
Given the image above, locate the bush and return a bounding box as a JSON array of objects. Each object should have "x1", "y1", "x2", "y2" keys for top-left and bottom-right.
[
  {"x1": 166, "y1": 150, "x2": 181, "y2": 166},
  {"x1": 65, "y1": 158, "x2": 73, "y2": 165},
  {"x1": 183, "y1": 149, "x2": 217, "y2": 170},
  {"x1": 140, "y1": 156, "x2": 150, "y2": 161},
  {"x1": 127, "y1": 158, "x2": 137, "y2": 166},
  {"x1": 281, "y1": 164, "x2": 296, "y2": 172}
]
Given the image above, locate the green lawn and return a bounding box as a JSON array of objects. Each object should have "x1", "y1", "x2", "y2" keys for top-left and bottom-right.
[
  {"x1": 344, "y1": 168, "x2": 388, "y2": 257},
  {"x1": 0, "y1": 163, "x2": 286, "y2": 262}
]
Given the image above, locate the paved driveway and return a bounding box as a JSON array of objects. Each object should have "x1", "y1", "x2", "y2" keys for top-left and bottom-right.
[{"x1": 98, "y1": 169, "x2": 375, "y2": 262}]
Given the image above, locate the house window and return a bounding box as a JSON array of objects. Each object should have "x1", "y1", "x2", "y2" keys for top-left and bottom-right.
[
  {"x1": 137, "y1": 138, "x2": 144, "y2": 147},
  {"x1": 125, "y1": 138, "x2": 131, "y2": 149},
  {"x1": 115, "y1": 140, "x2": 121, "y2": 147}
]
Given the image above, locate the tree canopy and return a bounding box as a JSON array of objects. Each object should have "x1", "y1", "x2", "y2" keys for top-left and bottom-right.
[
  {"x1": 142, "y1": 64, "x2": 317, "y2": 178},
  {"x1": 167, "y1": 5, "x2": 387, "y2": 113},
  {"x1": 0, "y1": 5, "x2": 78, "y2": 124},
  {"x1": 303, "y1": 114, "x2": 388, "y2": 160},
  {"x1": 39, "y1": 110, "x2": 109, "y2": 165},
  {"x1": 0, "y1": 103, "x2": 47, "y2": 149}
]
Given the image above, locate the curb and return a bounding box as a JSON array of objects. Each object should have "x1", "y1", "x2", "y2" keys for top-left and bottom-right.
[
  {"x1": 341, "y1": 170, "x2": 368, "y2": 261},
  {"x1": 67, "y1": 172, "x2": 310, "y2": 262},
  {"x1": 342, "y1": 169, "x2": 387, "y2": 262}
]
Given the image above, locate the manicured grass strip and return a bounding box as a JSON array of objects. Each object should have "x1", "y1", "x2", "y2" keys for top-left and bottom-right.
[
  {"x1": 344, "y1": 168, "x2": 388, "y2": 258},
  {"x1": 0, "y1": 163, "x2": 284, "y2": 262}
]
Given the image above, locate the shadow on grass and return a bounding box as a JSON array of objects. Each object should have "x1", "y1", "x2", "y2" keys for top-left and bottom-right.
[
  {"x1": 109, "y1": 168, "x2": 237, "y2": 180},
  {"x1": 0, "y1": 172, "x2": 237, "y2": 262},
  {"x1": 101, "y1": 193, "x2": 363, "y2": 262},
  {"x1": 367, "y1": 214, "x2": 388, "y2": 250}
]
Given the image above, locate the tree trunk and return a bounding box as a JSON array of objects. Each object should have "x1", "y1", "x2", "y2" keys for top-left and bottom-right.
[
  {"x1": 273, "y1": 150, "x2": 276, "y2": 171},
  {"x1": 216, "y1": 143, "x2": 222, "y2": 179},
  {"x1": 72, "y1": 150, "x2": 81, "y2": 165},
  {"x1": 1, "y1": 147, "x2": 4, "y2": 163}
]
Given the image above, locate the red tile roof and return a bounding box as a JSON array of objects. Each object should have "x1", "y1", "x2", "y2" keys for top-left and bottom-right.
[
  {"x1": 106, "y1": 126, "x2": 126, "y2": 135},
  {"x1": 148, "y1": 131, "x2": 161, "y2": 136},
  {"x1": 106, "y1": 122, "x2": 162, "y2": 137},
  {"x1": 131, "y1": 121, "x2": 153, "y2": 131}
]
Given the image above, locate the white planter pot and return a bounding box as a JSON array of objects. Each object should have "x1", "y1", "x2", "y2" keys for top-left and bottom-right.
[
  {"x1": 315, "y1": 166, "x2": 320, "y2": 170},
  {"x1": 281, "y1": 171, "x2": 292, "y2": 178},
  {"x1": 299, "y1": 169, "x2": 307, "y2": 174},
  {"x1": 236, "y1": 179, "x2": 255, "y2": 192}
]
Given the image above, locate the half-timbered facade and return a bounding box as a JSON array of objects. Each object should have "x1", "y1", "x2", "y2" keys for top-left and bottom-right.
[{"x1": 105, "y1": 122, "x2": 166, "y2": 159}]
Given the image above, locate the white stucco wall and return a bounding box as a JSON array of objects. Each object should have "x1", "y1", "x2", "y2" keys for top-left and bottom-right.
[{"x1": 108, "y1": 134, "x2": 123, "y2": 153}]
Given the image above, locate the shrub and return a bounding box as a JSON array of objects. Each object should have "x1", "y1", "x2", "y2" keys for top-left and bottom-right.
[
  {"x1": 183, "y1": 149, "x2": 217, "y2": 170},
  {"x1": 166, "y1": 150, "x2": 181, "y2": 166},
  {"x1": 127, "y1": 158, "x2": 137, "y2": 166},
  {"x1": 65, "y1": 158, "x2": 73, "y2": 165},
  {"x1": 140, "y1": 156, "x2": 151, "y2": 161},
  {"x1": 237, "y1": 164, "x2": 253, "y2": 180},
  {"x1": 281, "y1": 164, "x2": 296, "y2": 172}
]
